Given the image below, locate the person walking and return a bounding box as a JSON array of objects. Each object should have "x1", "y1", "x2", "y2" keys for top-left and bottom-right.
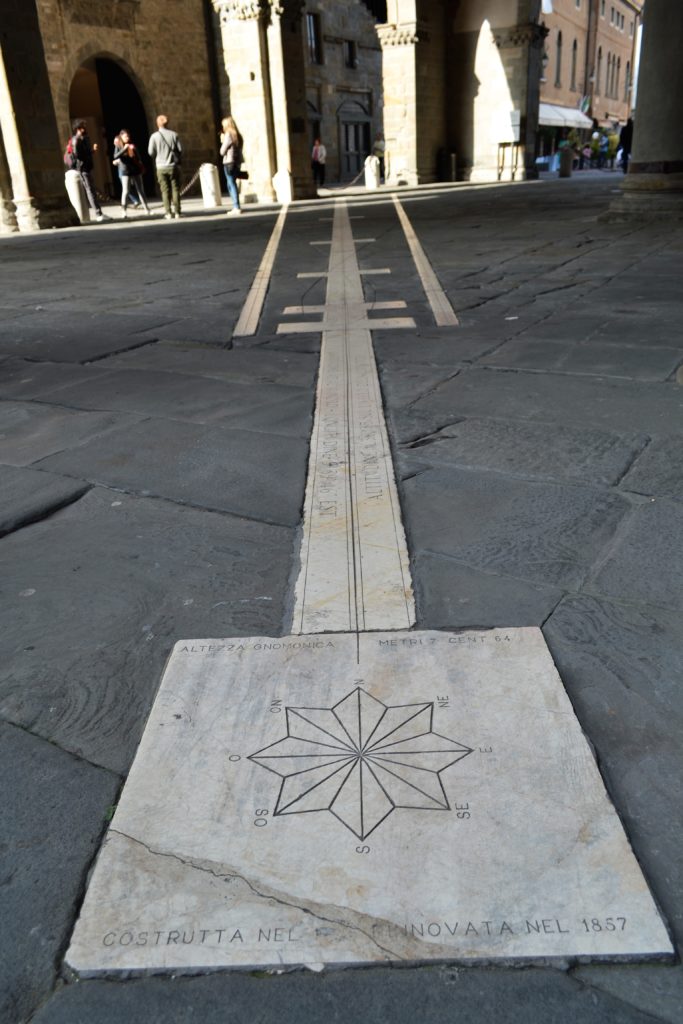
[
  {"x1": 114, "y1": 129, "x2": 151, "y2": 218},
  {"x1": 619, "y1": 118, "x2": 634, "y2": 174},
  {"x1": 112, "y1": 133, "x2": 141, "y2": 211},
  {"x1": 220, "y1": 116, "x2": 243, "y2": 216},
  {"x1": 148, "y1": 115, "x2": 182, "y2": 219},
  {"x1": 311, "y1": 138, "x2": 326, "y2": 188},
  {"x1": 70, "y1": 120, "x2": 109, "y2": 222}
]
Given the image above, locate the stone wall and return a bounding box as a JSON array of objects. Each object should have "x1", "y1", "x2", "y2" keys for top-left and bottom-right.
[
  {"x1": 304, "y1": 0, "x2": 383, "y2": 182},
  {"x1": 35, "y1": 0, "x2": 217, "y2": 185}
]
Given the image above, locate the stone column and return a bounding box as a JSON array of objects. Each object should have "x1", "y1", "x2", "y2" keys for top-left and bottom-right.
[
  {"x1": 378, "y1": 0, "x2": 447, "y2": 187},
  {"x1": 493, "y1": 18, "x2": 546, "y2": 181},
  {"x1": 0, "y1": 0, "x2": 77, "y2": 231},
  {"x1": 213, "y1": 0, "x2": 278, "y2": 203},
  {"x1": 618, "y1": 0, "x2": 683, "y2": 216},
  {"x1": 266, "y1": 0, "x2": 315, "y2": 201},
  {"x1": 0, "y1": 130, "x2": 18, "y2": 234}
]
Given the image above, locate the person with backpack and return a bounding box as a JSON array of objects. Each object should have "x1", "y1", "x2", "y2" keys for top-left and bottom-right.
[
  {"x1": 148, "y1": 114, "x2": 182, "y2": 219},
  {"x1": 67, "y1": 119, "x2": 109, "y2": 222},
  {"x1": 220, "y1": 116, "x2": 243, "y2": 216},
  {"x1": 113, "y1": 129, "x2": 152, "y2": 218}
]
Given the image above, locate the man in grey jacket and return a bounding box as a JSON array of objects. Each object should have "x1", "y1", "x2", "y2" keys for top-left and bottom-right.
[{"x1": 148, "y1": 115, "x2": 182, "y2": 219}]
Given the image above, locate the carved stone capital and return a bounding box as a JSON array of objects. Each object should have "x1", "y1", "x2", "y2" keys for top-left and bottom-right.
[
  {"x1": 213, "y1": 0, "x2": 266, "y2": 23},
  {"x1": 376, "y1": 22, "x2": 428, "y2": 48},
  {"x1": 494, "y1": 22, "x2": 547, "y2": 50}
]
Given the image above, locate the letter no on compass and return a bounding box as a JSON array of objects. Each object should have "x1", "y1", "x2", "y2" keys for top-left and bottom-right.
[{"x1": 248, "y1": 687, "x2": 472, "y2": 840}]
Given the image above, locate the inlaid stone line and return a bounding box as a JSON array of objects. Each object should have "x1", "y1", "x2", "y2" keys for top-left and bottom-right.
[
  {"x1": 392, "y1": 195, "x2": 459, "y2": 328},
  {"x1": 290, "y1": 199, "x2": 415, "y2": 635},
  {"x1": 297, "y1": 268, "x2": 391, "y2": 278},
  {"x1": 233, "y1": 204, "x2": 288, "y2": 337}
]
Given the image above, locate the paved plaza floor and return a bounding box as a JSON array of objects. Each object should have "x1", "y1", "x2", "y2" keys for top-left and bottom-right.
[{"x1": 1, "y1": 176, "x2": 682, "y2": 1022}]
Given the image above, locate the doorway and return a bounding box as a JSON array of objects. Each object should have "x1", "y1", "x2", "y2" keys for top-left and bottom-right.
[
  {"x1": 338, "y1": 101, "x2": 371, "y2": 180},
  {"x1": 69, "y1": 58, "x2": 151, "y2": 198}
]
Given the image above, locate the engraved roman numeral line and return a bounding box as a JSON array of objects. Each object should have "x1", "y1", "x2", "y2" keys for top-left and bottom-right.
[{"x1": 290, "y1": 199, "x2": 415, "y2": 635}]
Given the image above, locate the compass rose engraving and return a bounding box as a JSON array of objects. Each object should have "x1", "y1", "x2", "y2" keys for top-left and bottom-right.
[{"x1": 249, "y1": 687, "x2": 473, "y2": 839}]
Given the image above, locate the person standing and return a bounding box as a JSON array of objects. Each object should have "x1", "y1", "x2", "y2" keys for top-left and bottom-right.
[
  {"x1": 220, "y1": 116, "x2": 243, "y2": 216},
  {"x1": 372, "y1": 131, "x2": 386, "y2": 182},
  {"x1": 148, "y1": 115, "x2": 182, "y2": 219},
  {"x1": 70, "y1": 120, "x2": 109, "y2": 222},
  {"x1": 311, "y1": 138, "x2": 326, "y2": 188},
  {"x1": 114, "y1": 129, "x2": 151, "y2": 218}
]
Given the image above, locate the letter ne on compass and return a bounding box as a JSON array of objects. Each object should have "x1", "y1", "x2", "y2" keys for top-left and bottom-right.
[{"x1": 249, "y1": 688, "x2": 472, "y2": 840}]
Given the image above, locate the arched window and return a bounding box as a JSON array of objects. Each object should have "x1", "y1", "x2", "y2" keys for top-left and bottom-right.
[
  {"x1": 606, "y1": 52, "x2": 612, "y2": 97},
  {"x1": 555, "y1": 31, "x2": 563, "y2": 87},
  {"x1": 596, "y1": 46, "x2": 603, "y2": 94},
  {"x1": 616, "y1": 57, "x2": 621, "y2": 99},
  {"x1": 571, "y1": 39, "x2": 578, "y2": 91},
  {"x1": 625, "y1": 60, "x2": 631, "y2": 101}
]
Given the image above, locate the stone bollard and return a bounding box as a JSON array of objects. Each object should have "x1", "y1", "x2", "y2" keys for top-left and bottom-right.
[
  {"x1": 200, "y1": 163, "x2": 222, "y2": 207},
  {"x1": 559, "y1": 147, "x2": 574, "y2": 178},
  {"x1": 64, "y1": 170, "x2": 90, "y2": 222},
  {"x1": 364, "y1": 154, "x2": 380, "y2": 190}
]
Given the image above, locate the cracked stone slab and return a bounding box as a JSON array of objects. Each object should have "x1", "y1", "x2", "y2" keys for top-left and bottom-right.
[
  {"x1": 398, "y1": 418, "x2": 647, "y2": 488},
  {"x1": 0, "y1": 720, "x2": 119, "y2": 1024},
  {"x1": 0, "y1": 464, "x2": 87, "y2": 536},
  {"x1": 40, "y1": 368, "x2": 309, "y2": 426},
  {"x1": 0, "y1": 358, "x2": 112, "y2": 400},
  {"x1": 389, "y1": 367, "x2": 683, "y2": 444},
  {"x1": 401, "y1": 467, "x2": 631, "y2": 590},
  {"x1": 66, "y1": 629, "x2": 672, "y2": 973},
  {"x1": 483, "y1": 340, "x2": 683, "y2": 382},
  {"x1": 100, "y1": 343, "x2": 318, "y2": 390},
  {"x1": 588, "y1": 498, "x2": 683, "y2": 611},
  {"x1": 0, "y1": 311, "x2": 177, "y2": 362},
  {"x1": 0, "y1": 488, "x2": 294, "y2": 774},
  {"x1": 38, "y1": 419, "x2": 310, "y2": 526},
  {"x1": 618, "y1": 436, "x2": 683, "y2": 501},
  {"x1": 0, "y1": 401, "x2": 141, "y2": 466}
]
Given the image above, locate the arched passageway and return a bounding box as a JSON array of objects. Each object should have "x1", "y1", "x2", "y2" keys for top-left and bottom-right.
[{"x1": 68, "y1": 57, "x2": 151, "y2": 198}]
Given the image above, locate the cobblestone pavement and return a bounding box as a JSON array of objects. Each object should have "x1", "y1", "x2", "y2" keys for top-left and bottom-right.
[{"x1": 1, "y1": 176, "x2": 682, "y2": 1023}]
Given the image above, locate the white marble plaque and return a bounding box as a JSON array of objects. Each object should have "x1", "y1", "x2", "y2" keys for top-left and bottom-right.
[{"x1": 67, "y1": 629, "x2": 672, "y2": 974}]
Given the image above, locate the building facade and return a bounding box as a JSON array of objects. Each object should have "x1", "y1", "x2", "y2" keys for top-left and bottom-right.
[{"x1": 540, "y1": 0, "x2": 643, "y2": 127}]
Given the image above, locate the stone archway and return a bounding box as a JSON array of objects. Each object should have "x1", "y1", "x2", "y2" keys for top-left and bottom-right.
[{"x1": 68, "y1": 56, "x2": 151, "y2": 198}]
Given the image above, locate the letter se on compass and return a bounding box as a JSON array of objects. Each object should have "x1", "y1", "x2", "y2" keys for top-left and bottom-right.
[{"x1": 247, "y1": 687, "x2": 473, "y2": 841}]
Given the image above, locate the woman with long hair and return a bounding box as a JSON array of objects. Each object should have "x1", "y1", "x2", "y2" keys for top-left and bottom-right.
[
  {"x1": 220, "y1": 116, "x2": 244, "y2": 216},
  {"x1": 113, "y1": 129, "x2": 151, "y2": 218}
]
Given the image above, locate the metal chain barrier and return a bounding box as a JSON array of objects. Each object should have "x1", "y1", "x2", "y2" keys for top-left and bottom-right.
[{"x1": 92, "y1": 164, "x2": 203, "y2": 206}]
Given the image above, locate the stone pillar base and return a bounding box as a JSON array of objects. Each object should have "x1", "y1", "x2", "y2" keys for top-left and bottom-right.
[
  {"x1": 602, "y1": 185, "x2": 683, "y2": 222},
  {"x1": 13, "y1": 194, "x2": 79, "y2": 232}
]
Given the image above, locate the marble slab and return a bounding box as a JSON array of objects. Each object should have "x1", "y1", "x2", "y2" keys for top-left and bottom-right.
[
  {"x1": 66, "y1": 629, "x2": 672, "y2": 974},
  {"x1": 291, "y1": 201, "x2": 414, "y2": 634}
]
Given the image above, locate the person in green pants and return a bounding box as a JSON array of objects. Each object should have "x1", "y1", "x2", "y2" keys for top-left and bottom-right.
[{"x1": 148, "y1": 114, "x2": 182, "y2": 219}]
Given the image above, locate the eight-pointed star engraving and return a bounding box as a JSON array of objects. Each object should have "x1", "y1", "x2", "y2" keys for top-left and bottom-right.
[{"x1": 249, "y1": 687, "x2": 473, "y2": 839}]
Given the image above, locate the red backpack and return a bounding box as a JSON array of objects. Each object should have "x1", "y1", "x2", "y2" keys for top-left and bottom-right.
[{"x1": 63, "y1": 138, "x2": 78, "y2": 170}]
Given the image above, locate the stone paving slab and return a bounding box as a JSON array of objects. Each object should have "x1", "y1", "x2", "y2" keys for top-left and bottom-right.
[
  {"x1": 397, "y1": 418, "x2": 648, "y2": 488},
  {"x1": 387, "y1": 367, "x2": 683, "y2": 443},
  {"x1": 42, "y1": 367, "x2": 309, "y2": 426},
  {"x1": 30, "y1": 964, "x2": 662, "y2": 1024},
  {"x1": 373, "y1": 329, "x2": 496, "y2": 367},
  {"x1": 401, "y1": 467, "x2": 631, "y2": 590},
  {"x1": 588, "y1": 499, "x2": 683, "y2": 610},
  {"x1": 574, "y1": 965, "x2": 683, "y2": 1024},
  {"x1": 0, "y1": 488, "x2": 294, "y2": 774},
  {"x1": 483, "y1": 339, "x2": 682, "y2": 382},
  {"x1": 544, "y1": 594, "x2": 683, "y2": 951},
  {"x1": 0, "y1": 720, "x2": 119, "y2": 1024},
  {"x1": 0, "y1": 401, "x2": 140, "y2": 466},
  {"x1": 0, "y1": 358, "x2": 112, "y2": 400},
  {"x1": 619, "y1": 437, "x2": 683, "y2": 501},
  {"x1": 102, "y1": 342, "x2": 318, "y2": 389},
  {"x1": 0, "y1": 311, "x2": 179, "y2": 362},
  {"x1": 38, "y1": 419, "x2": 310, "y2": 525},
  {"x1": 0, "y1": 464, "x2": 87, "y2": 536},
  {"x1": 412, "y1": 551, "x2": 563, "y2": 629}
]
